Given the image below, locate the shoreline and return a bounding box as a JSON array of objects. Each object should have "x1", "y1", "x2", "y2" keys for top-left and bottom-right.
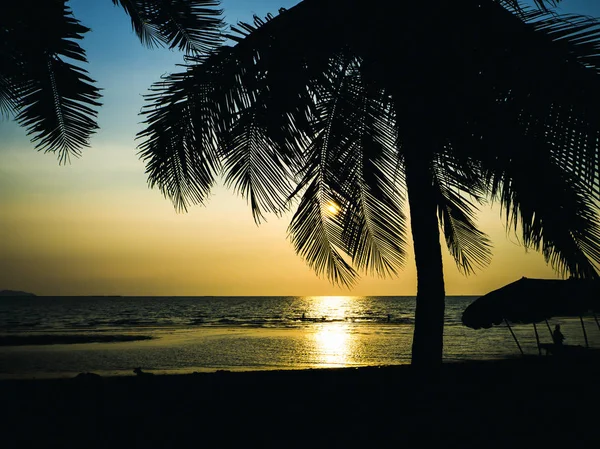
[
  {"x1": 1, "y1": 352, "x2": 596, "y2": 380},
  {"x1": 2, "y1": 356, "x2": 599, "y2": 447},
  {"x1": 0, "y1": 334, "x2": 154, "y2": 346}
]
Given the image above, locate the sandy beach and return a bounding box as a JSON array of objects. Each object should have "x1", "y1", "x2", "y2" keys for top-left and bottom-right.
[{"x1": 2, "y1": 355, "x2": 599, "y2": 448}]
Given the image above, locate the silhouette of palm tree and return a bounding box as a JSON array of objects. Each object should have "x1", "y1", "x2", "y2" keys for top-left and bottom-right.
[
  {"x1": 137, "y1": 0, "x2": 600, "y2": 369},
  {"x1": 0, "y1": 0, "x2": 223, "y2": 163}
]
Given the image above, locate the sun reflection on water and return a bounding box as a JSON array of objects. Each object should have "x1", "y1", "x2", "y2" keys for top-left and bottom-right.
[
  {"x1": 308, "y1": 296, "x2": 354, "y2": 367},
  {"x1": 314, "y1": 322, "x2": 351, "y2": 366},
  {"x1": 306, "y1": 295, "x2": 352, "y2": 320}
]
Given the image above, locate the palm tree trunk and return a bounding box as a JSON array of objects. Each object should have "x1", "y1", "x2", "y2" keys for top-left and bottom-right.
[{"x1": 405, "y1": 151, "x2": 446, "y2": 370}]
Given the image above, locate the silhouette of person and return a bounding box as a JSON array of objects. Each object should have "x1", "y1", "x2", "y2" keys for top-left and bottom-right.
[
  {"x1": 552, "y1": 324, "x2": 565, "y2": 348},
  {"x1": 301, "y1": 312, "x2": 306, "y2": 320}
]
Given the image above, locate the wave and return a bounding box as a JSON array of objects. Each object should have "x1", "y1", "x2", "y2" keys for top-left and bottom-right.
[
  {"x1": 0, "y1": 314, "x2": 418, "y2": 331},
  {"x1": 182, "y1": 314, "x2": 416, "y2": 328}
]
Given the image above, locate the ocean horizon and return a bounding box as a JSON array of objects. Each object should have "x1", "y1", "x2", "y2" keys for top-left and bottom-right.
[{"x1": 1, "y1": 295, "x2": 598, "y2": 379}]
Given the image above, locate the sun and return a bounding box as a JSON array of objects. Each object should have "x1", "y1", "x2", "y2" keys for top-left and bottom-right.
[{"x1": 326, "y1": 202, "x2": 340, "y2": 216}]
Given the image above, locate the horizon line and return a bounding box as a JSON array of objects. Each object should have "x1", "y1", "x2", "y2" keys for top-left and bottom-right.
[{"x1": 2, "y1": 294, "x2": 483, "y2": 298}]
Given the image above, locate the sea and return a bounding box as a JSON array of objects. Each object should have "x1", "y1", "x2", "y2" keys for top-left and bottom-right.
[{"x1": 1, "y1": 295, "x2": 598, "y2": 379}]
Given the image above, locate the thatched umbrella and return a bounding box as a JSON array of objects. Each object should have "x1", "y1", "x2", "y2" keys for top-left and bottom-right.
[{"x1": 462, "y1": 277, "x2": 599, "y2": 354}]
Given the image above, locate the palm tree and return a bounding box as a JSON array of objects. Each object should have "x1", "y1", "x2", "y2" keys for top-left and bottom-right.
[
  {"x1": 0, "y1": 0, "x2": 223, "y2": 163},
  {"x1": 138, "y1": 0, "x2": 600, "y2": 369}
]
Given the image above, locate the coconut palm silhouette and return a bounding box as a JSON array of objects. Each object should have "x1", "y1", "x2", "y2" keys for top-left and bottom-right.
[{"x1": 138, "y1": 0, "x2": 600, "y2": 369}]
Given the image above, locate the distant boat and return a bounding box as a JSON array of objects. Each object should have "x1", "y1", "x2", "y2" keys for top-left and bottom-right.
[{"x1": 0, "y1": 290, "x2": 36, "y2": 297}]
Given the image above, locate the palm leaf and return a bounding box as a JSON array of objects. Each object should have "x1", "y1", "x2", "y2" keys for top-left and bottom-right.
[
  {"x1": 328, "y1": 59, "x2": 408, "y2": 277},
  {"x1": 499, "y1": 0, "x2": 561, "y2": 12},
  {"x1": 285, "y1": 54, "x2": 365, "y2": 286},
  {"x1": 286, "y1": 52, "x2": 407, "y2": 285},
  {"x1": 113, "y1": 0, "x2": 224, "y2": 54},
  {"x1": 446, "y1": 85, "x2": 600, "y2": 278},
  {"x1": 16, "y1": 58, "x2": 101, "y2": 163},
  {"x1": 225, "y1": 13, "x2": 326, "y2": 170},
  {"x1": 485, "y1": 146, "x2": 600, "y2": 279},
  {"x1": 213, "y1": 26, "x2": 306, "y2": 222},
  {"x1": 0, "y1": 74, "x2": 21, "y2": 118},
  {"x1": 112, "y1": 0, "x2": 163, "y2": 48},
  {"x1": 139, "y1": 10, "x2": 335, "y2": 220},
  {"x1": 432, "y1": 152, "x2": 493, "y2": 275},
  {"x1": 138, "y1": 51, "x2": 229, "y2": 211},
  {"x1": 448, "y1": 4, "x2": 600, "y2": 198},
  {"x1": 289, "y1": 178, "x2": 358, "y2": 287},
  {"x1": 1, "y1": 1, "x2": 101, "y2": 162},
  {"x1": 140, "y1": 40, "x2": 303, "y2": 218},
  {"x1": 219, "y1": 106, "x2": 297, "y2": 222}
]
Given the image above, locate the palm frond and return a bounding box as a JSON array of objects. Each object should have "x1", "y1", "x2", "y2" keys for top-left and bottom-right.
[
  {"x1": 431, "y1": 2, "x2": 600, "y2": 198},
  {"x1": 286, "y1": 51, "x2": 407, "y2": 285},
  {"x1": 139, "y1": 32, "x2": 305, "y2": 219},
  {"x1": 139, "y1": 10, "x2": 343, "y2": 221},
  {"x1": 489, "y1": 154, "x2": 600, "y2": 279},
  {"x1": 0, "y1": 75, "x2": 20, "y2": 118},
  {"x1": 138, "y1": 51, "x2": 228, "y2": 211},
  {"x1": 224, "y1": 12, "x2": 325, "y2": 168},
  {"x1": 456, "y1": 97, "x2": 600, "y2": 278},
  {"x1": 113, "y1": 0, "x2": 224, "y2": 54},
  {"x1": 387, "y1": 0, "x2": 600, "y2": 277},
  {"x1": 328, "y1": 59, "x2": 408, "y2": 277},
  {"x1": 219, "y1": 106, "x2": 297, "y2": 222},
  {"x1": 1, "y1": 1, "x2": 101, "y2": 162},
  {"x1": 432, "y1": 152, "x2": 493, "y2": 275},
  {"x1": 289, "y1": 178, "x2": 358, "y2": 287},
  {"x1": 16, "y1": 58, "x2": 101, "y2": 164},
  {"x1": 516, "y1": 10, "x2": 600, "y2": 198},
  {"x1": 215, "y1": 21, "x2": 311, "y2": 222},
  {"x1": 531, "y1": 0, "x2": 561, "y2": 9},
  {"x1": 112, "y1": 0, "x2": 163, "y2": 48},
  {"x1": 498, "y1": 0, "x2": 561, "y2": 12},
  {"x1": 287, "y1": 54, "x2": 365, "y2": 286}
]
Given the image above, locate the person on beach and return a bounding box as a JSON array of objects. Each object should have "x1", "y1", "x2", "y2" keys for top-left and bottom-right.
[{"x1": 552, "y1": 324, "x2": 565, "y2": 350}]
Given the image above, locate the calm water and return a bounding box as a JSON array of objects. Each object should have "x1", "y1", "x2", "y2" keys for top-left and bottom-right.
[{"x1": 0, "y1": 296, "x2": 598, "y2": 379}]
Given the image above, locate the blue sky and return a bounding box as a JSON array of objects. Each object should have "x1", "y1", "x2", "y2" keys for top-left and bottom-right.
[{"x1": 0, "y1": 0, "x2": 598, "y2": 295}]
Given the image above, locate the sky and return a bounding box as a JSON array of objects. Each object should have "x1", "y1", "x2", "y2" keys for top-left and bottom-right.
[{"x1": 1, "y1": 0, "x2": 599, "y2": 296}]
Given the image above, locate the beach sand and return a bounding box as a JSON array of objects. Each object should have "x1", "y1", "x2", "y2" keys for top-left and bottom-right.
[{"x1": 1, "y1": 355, "x2": 598, "y2": 448}]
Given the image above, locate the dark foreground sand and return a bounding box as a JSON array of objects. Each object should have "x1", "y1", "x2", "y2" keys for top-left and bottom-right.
[{"x1": 1, "y1": 355, "x2": 599, "y2": 448}]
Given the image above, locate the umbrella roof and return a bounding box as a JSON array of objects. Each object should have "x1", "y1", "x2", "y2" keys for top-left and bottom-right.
[{"x1": 462, "y1": 277, "x2": 599, "y2": 329}]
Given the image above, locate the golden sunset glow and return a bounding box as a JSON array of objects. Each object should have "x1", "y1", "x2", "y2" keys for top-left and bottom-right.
[
  {"x1": 319, "y1": 295, "x2": 344, "y2": 307},
  {"x1": 0, "y1": 0, "x2": 568, "y2": 297},
  {"x1": 4, "y1": 3, "x2": 600, "y2": 449}
]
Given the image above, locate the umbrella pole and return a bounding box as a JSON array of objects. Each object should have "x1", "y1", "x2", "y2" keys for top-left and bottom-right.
[
  {"x1": 545, "y1": 319, "x2": 553, "y2": 338},
  {"x1": 594, "y1": 313, "x2": 600, "y2": 332},
  {"x1": 579, "y1": 316, "x2": 589, "y2": 348},
  {"x1": 533, "y1": 322, "x2": 541, "y2": 356},
  {"x1": 505, "y1": 319, "x2": 524, "y2": 355}
]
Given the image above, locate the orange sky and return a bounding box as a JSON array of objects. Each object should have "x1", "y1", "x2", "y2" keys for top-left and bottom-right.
[
  {"x1": 1, "y1": 0, "x2": 585, "y2": 296},
  {"x1": 0, "y1": 140, "x2": 560, "y2": 296}
]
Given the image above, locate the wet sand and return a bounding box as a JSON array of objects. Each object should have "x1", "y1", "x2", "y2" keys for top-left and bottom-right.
[
  {"x1": 1, "y1": 355, "x2": 598, "y2": 448},
  {"x1": 0, "y1": 334, "x2": 154, "y2": 346}
]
